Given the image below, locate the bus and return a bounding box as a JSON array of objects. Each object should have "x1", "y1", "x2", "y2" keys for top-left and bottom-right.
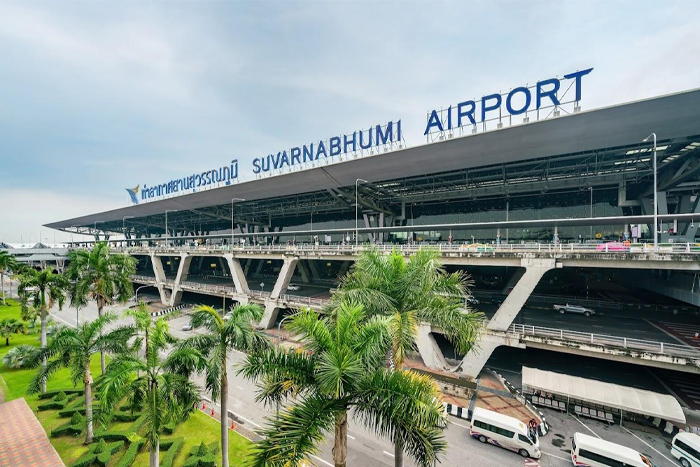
[
  {"x1": 571, "y1": 432, "x2": 653, "y2": 467},
  {"x1": 672, "y1": 432, "x2": 700, "y2": 467},
  {"x1": 469, "y1": 407, "x2": 540, "y2": 458}
]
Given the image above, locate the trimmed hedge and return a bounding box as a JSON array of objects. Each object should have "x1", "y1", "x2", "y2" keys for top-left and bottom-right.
[
  {"x1": 112, "y1": 412, "x2": 140, "y2": 423},
  {"x1": 113, "y1": 438, "x2": 145, "y2": 467},
  {"x1": 160, "y1": 437, "x2": 185, "y2": 467},
  {"x1": 51, "y1": 412, "x2": 85, "y2": 438},
  {"x1": 38, "y1": 388, "x2": 83, "y2": 400},
  {"x1": 94, "y1": 413, "x2": 148, "y2": 442},
  {"x1": 70, "y1": 440, "x2": 123, "y2": 467},
  {"x1": 163, "y1": 421, "x2": 177, "y2": 434},
  {"x1": 183, "y1": 442, "x2": 219, "y2": 467},
  {"x1": 38, "y1": 391, "x2": 78, "y2": 411}
]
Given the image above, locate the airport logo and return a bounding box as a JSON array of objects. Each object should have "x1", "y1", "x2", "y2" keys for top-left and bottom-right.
[
  {"x1": 125, "y1": 185, "x2": 140, "y2": 205},
  {"x1": 140, "y1": 160, "x2": 239, "y2": 202}
]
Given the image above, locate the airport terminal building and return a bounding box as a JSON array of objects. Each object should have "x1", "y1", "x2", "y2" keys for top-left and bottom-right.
[{"x1": 36, "y1": 83, "x2": 700, "y2": 416}]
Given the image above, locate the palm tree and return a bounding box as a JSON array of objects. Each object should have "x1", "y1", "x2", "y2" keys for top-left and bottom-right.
[
  {"x1": 99, "y1": 317, "x2": 202, "y2": 467},
  {"x1": 0, "y1": 318, "x2": 27, "y2": 345},
  {"x1": 67, "y1": 242, "x2": 137, "y2": 374},
  {"x1": 26, "y1": 313, "x2": 134, "y2": 444},
  {"x1": 123, "y1": 301, "x2": 152, "y2": 356},
  {"x1": 0, "y1": 250, "x2": 18, "y2": 306},
  {"x1": 240, "y1": 303, "x2": 447, "y2": 467},
  {"x1": 331, "y1": 248, "x2": 485, "y2": 466},
  {"x1": 17, "y1": 268, "x2": 69, "y2": 392},
  {"x1": 177, "y1": 304, "x2": 267, "y2": 467}
]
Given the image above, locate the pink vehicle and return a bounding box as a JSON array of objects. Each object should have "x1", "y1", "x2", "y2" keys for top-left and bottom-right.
[{"x1": 596, "y1": 242, "x2": 629, "y2": 252}]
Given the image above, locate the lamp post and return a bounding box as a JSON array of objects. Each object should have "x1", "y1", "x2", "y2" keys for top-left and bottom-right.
[
  {"x1": 123, "y1": 216, "x2": 134, "y2": 247},
  {"x1": 165, "y1": 210, "x2": 178, "y2": 247},
  {"x1": 231, "y1": 198, "x2": 245, "y2": 247},
  {"x1": 643, "y1": 133, "x2": 658, "y2": 251},
  {"x1": 355, "y1": 179, "x2": 367, "y2": 246},
  {"x1": 134, "y1": 284, "x2": 155, "y2": 304},
  {"x1": 94, "y1": 221, "x2": 105, "y2": 242}
]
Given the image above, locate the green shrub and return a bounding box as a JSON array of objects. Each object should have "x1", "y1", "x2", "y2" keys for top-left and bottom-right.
[
  {"x1": 113, "y1": 438, "x2": 145, "y2": 467},
  {"x1": 113, "y1": 412, "x2": 140, "y2": 422},
  {"x1": 38, "y1": 388, "x2": 83, "y2": 400},
  {"x1": 71, "y1": 412, "x2": 85, "y2": 426},
  {"x1": 55, "y1": 391, "x2": 67, "y2": 401},
  {"x1": 70, "y1": 440, "x2": 123, "y2": 467},
  {"x1": 160, "y1": 438, "x2": 184, "y2": 467},
  {"x1": 163, "y1": 421, "x2": 177, "y2": 434},
  {"x1": 2, "y1": 345, "x2": 38, "y2": 369},
  {"x1": 184, "y1": 442, "x2": 218, "y2": 467}
]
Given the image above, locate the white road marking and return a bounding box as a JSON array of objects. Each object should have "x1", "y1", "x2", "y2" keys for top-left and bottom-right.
[
  {"x1": 236, "y1": 386, "x2": 245, "y2": 391},
  {"x1": 347, "y1": 434, "x2": 356, "y2": 440},
  {"x1": 310, "y1": 455, "x2": 334, "y2": 467},
  {"x1": 448, "y1": 420, "x2": 470, "y2": 429},
  {"x1": 568, "y1": 414, "x2": 600, "y2": 439},
  {"x1": 382, "y1": 450, "x2": 395, "y2": 458},
  {"x1": 541, "y1": 451, "x2": 569, "y2": 461},
  {"x1": 621, "y1": 427, "x2": 675, "y2": 465},
  {"x1": 229, "y1": 410, "x2": 262, "y2": 428}
]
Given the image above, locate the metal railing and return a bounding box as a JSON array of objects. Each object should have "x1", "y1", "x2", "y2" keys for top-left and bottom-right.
[
  {"x1": 132, "y1": 274, "x2": 156, "y2": 283},
  {"x1": 508, "y1": 323, "x2": 700, "y2": 359},
  {"x1": 112, "y1": 241, "x2": 700, "y2": 256},
  {"x1": 280, "y1": 294, "x2": 327, "y2": 307}
]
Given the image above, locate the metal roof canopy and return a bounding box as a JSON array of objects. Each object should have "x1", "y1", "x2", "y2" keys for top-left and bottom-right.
[
  {"x1": 521, "y1": 367, "x2": 686, "y2": 425},
  {"x1": 46, "y1": 88, "x2": 700, "y2": 231}
]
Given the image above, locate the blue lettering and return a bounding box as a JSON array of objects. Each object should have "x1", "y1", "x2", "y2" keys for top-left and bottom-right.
[
  {"x1": 231, "y1": 160, "x2": 238, "y2": 179},
  {"x1": 252, "y1": 158, "x2": 261, "y2": 174},
  {"x1": 457, "y1": 101, "x2": 476, "y2": 126},
  {"x1": 291, "y1": 147, "x2": 301, "y2": 165},
  {"x1": 316, "y1": 141, "x2": 327, "y2": 158},
  {"x1": 506, "y1": 87, "x2": 531, "y2": 115},
  {"x1": 303, "y1": 144, "x2": 314, "y2": 162},
  {"x1": 359, "y1": 129, "x2": 373, "y2": 149},
  {"x1": 481, "y1": 93, "x2": 502, "y2": 122},
  {"x1": 279, "y1": 150, "x2": 290, "y2": 167},
  {"x1": 141, "y1": 185, "x2": 147, "y2": 200},
  {"x1": 376, "y1": 121, "x2": 394, "y2": 145},
  {"x1": 330, "y1": 137, "x2": 341, "y2": 156},
  {"x1": 536, "y1": 78, "x2": 560, "y2": 108},
  {"x1": 261, "y1": 155, "x2": 270, "y2": 172},
  {"x1": 343, "y1": 132, "x2": 357, "y2": 153},
  {"x1": 397, "y1": 120, "x2": 402, "y2": 141},
  {"x1": 271, "y1": 152, "x2": 282, "y2": 169},
  {"x1": 447, "y1": 106, "x2": 452, "y2": 130},
  {"x1": 563, "y1": 68, "x2": 593, "y2": 101},
  {"x1": 424, "y1": 110, "x2": 443, "y2": 135}
]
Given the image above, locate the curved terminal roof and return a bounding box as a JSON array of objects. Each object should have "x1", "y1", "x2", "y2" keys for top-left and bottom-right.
[{"x1": 46, "y1": 88, "x2": 700, "y2": 230}]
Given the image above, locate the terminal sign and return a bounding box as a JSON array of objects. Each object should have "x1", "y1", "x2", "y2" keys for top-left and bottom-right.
[{"x1": 423, "y1": 68, "x2": 593, "y2": 135}]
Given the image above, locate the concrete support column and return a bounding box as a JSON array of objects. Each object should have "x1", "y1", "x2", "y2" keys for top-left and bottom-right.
[
  {"x1": 224, "y1": 254, "x2": 249, "y2": 294},
  {"x1": 307, "y1": 259, "x2": 322, "y2": 282},
  {"x1": 488, "y1": 258, "x2": 556, "y2": 332},
  {"x1": 258, "y1": 299, "x2": 281, "y2": 330},
  {"x1": 150, "y1": 254, "x2": 171, "y2": 305},
  {"x1": 337, "y1": 261, "x2": 351, "y2": 280},
  {"x1": 460, "y1": 334, "x2": 510, "y2": 378},
  {"x1": 169, "y1": 254, "x2": 193, "y2": 307},
  {"x1": 415, "y1": 324, "x2": 448, "y2": 370},
  {"x1": 297, "y1": 260, "x2": 312, "y2": 284},
  {"x1": 271, "y1": 258, "x2": 298, "y2": 299}
]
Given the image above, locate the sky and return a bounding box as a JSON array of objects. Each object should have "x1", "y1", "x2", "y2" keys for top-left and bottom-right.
[{"x1": 1, "y1": 0, "x2": 699, "y2": 244}]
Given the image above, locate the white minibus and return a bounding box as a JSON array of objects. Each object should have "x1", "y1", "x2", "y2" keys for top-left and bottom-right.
[
  {"x1": 672, "y1": 432, "x2": 700, "y2": 467},
  {"x1": 470, "y1": 407, "x2": 540, "y2": 458},
  {"x1": 571, "y1": 432, "x2": 653, "y2": 467}
]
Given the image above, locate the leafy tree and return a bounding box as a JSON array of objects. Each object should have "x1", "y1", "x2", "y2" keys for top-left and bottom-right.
[
  {"x1": 66, "y1": 242, "x2": 137, "y2": 374},
  {"x1": 240, "y1": 303, "x2": 446, "y2": 467},
  {"x1": 0, "y1": 318, "x2": 27, "y2": 345},
  {"x1": 17, "y1": 268, "x2": 69, "y2": 392},
  {"x1": 2, "y1": 344, "x2": 37, "y2": 369},
  {"x1": 99, "y1": 317, "x2": 202, "y2": 467},
  {"x1": 177, "y1": 304, "x2": 266, "y2": 467},
  {"x1": 27, "y1": 313, "x2": 134, "y2": 444},
  {"x1": 0, "y1": 250, "x2": 18, "y2": 306},
  {"x1": 332, "y1": 248, "x2": 485, "y2": 466}
]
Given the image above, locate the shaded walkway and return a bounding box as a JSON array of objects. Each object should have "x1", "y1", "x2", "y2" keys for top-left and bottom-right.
[{"x1": 0, "y1": 398, "x2": 65, "y2": 467}]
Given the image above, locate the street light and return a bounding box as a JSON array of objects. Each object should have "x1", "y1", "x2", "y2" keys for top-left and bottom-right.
[
  {"x1": 165, "y1": 210, "x2": 178, "y2": 247},
  {"x1": 355, "y1": 178, "x2": 368, "y2": 246},
  {"x1": 94, "y1": 221, "x2": 105, "y2": 242},
  {"x1": 123, "y1": 216, "x2": 134, "y2": 247},
  {"x1": 277, "y1": 315, "x2": 291, "y2": 345},
  {"x1": 643, "y1": 133, "x2": 658, "y2": 251},
  {"x1": 135, "y1": 284, "x2": 155, "y2": 304},
  {"x1": 231, "y1": 198, "x2": 245, "y2": 247}
]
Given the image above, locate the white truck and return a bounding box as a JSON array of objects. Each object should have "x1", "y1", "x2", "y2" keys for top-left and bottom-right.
[{"x1": 553, "y1": 303, "x2": 595, "y2": 317}]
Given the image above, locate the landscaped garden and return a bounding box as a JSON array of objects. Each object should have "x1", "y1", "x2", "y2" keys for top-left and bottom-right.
[{"x1": 0, "y1": 300, "x2": 252, "y2": 467}]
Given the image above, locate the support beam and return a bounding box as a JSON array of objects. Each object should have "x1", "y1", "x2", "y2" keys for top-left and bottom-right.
[
  {"x1": 258, "y1": 258, "x2": 298, "y2": 329},
  {"x1": 488, "y1": 259, "x2": 556, "y2": 331},
  {"x1": 150, "y1": 254, "x2": 172, "y2": 305},
  {"x1": 297, "y1": 260, "x2": 312, "y2": 284},
  {"x1": 337, "y1": 261, "x2": 351, "y2": 280},
  {"x1": 307, "y1": 259, "x2": 322, "y2": 282},
  {"x1": 415, "y1": 324, "x2": 448, "y2": 370},
  {"x1": 224, "y1": 254, "x2": 249, "y2": 294},
  {"x1": 169, "y1": 254, "x2": 193, "y2": 307},
  {"x1": 258, "y1": 299, "x2": 281, "y2": 330},
  {"x1": 460, "y1": 334, "x2": 517, "y2": 378}
]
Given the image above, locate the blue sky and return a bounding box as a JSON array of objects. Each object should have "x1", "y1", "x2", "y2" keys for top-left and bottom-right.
[{"x1": 1, "y1": 0, "x2": 699, "y2": 243}]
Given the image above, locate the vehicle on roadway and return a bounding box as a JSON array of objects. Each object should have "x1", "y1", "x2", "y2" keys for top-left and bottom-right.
[
  {"x1": 466, "y1": 296, "x2": 480, "y2": 306},
  {"x1": 571, "y1": 432, "x2": 653, "y2": 467},
  {"x1": 470, "y1": 407, "x2": 540, "y2": 459},
  {"x1": 182, "y1": 323, "x2": 193, "y2": 331},
  {"x1": 553, "y1": 303, "x2": 595, "y2": 316},
  {"x1": 672, "y1": 432, "x2": 700, "y2": 467}
]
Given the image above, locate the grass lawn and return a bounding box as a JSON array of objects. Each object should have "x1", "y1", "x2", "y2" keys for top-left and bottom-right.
[{"x1": 0, "y1": 299, "x2": 253, "y2": 467}]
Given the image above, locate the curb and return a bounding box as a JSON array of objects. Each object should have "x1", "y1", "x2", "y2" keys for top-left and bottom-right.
[
  {"x1": 151, "y1": 303, "x2": 186, "y2": 317},
  {"x1": 485, "y1": 367, "x2": 549, "y2": 437},
  {"x1": 445, "y1": 402, "x2": 471, "y2": 421}
]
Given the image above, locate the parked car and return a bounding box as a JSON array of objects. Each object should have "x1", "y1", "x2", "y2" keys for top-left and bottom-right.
[
  {"x1": 287, "y1": 284, "x2": 300, "y2": 291},
  {"x1": 466, "y1": 296, "x2": 480, "y2": 306},
  {"x1": 182, "y1": 324, "x2": 193, "y2": 331},
  {"x1": 553, "y1": 303, "x2": 595, "y2": 317}
]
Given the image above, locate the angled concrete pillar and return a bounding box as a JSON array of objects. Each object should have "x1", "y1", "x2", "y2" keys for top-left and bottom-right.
[
  {"x1": 460, "y1": 334, "x2": 509, "y2": 378},
  {"x1": 258, "y1": 299, "x2": 281, "y2": 329},
  {"x1": 151, "y1": 254, "x2": 166, "y2": 283},
  {"x1": 488, "y1": 258, "x2": 555, "y2": 332},
  {"x1": 243, "y1": 259, "x2": 252, "y2": 276},
  {"x1": 224, "y1": 254, "x2": 249, "y2": 294},
  {"x1": 254, "y1": 259, "x2": 265, "y2": 275},
  {"x1": 501, "y1": 268, "x2": 525, "y2": 295},
  {"x1": 337, "y1": 261, "x2": 351, "y2": 280},
  {"x1": 271, "y1": 258, "x2": 298, "y2": 299},
  {"x1": 416, "y1": 324, "x2": 447, "y2": 370},
  {"x1": 307, "y1": 259, "x2": 322, "y2": 282},
  {"x1": 297, "y1": 260, "x2": 311, "y2": 284},
  {"x1": 175, "y1": 255, "x2": 192, "y2": 283},
  {"x1": 362, "y1": 214, "x2": 375, "y2": 243}
]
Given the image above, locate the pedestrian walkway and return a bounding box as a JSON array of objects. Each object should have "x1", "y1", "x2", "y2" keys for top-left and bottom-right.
[
  {"x1": 474, "y1": 373, "x2": 539, "y2": 425},
  {"x1": 653, "y1": 320, "x2": 700, "y2": 348},
  {"x1": 0, "y1": 398, "x2": 65, "y2": 467}
]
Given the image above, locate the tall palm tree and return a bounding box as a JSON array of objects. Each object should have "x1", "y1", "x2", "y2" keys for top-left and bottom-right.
[
  {"x1": 0, "y1": 250, "x2": 18, "y2": 306},
  {"x1": 0, "y1": 318, "x2": 27, "y2": 345},
  {"x1": 17, "y1": 268, "x2": 69, "y2": 392},
  {"x1": 331, "y1": 247, "x2": 485, "y2": 466},
  {"x1": 67, "y1": 242, "x2": 137, "y2": 374},
  {"x1": 123, "y1": 301, "x2": 152, "y2": 356},
  {"x1": 240, "y1": 303, "x2": 447, "y2": 467},
  {"x1": 27, "y1": 313, "x2": 134, "y2": 444},
  {"x1": 177, "y1": 304, "x2": 266, "y2": 467},
  {"x1": 99, "y1": 317, "x2": 201, "y2": 467}
]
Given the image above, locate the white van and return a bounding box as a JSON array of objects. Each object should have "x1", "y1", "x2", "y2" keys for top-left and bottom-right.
[
  {"x1": 571, "y1": 432, "x2": 653, "y2": 467},
  {"x1": 470, "y1": 407, "x2": 540, "y2": 458},
  {"x1": 672, "y1": 432, "x2": 700, "y2": 467}
]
